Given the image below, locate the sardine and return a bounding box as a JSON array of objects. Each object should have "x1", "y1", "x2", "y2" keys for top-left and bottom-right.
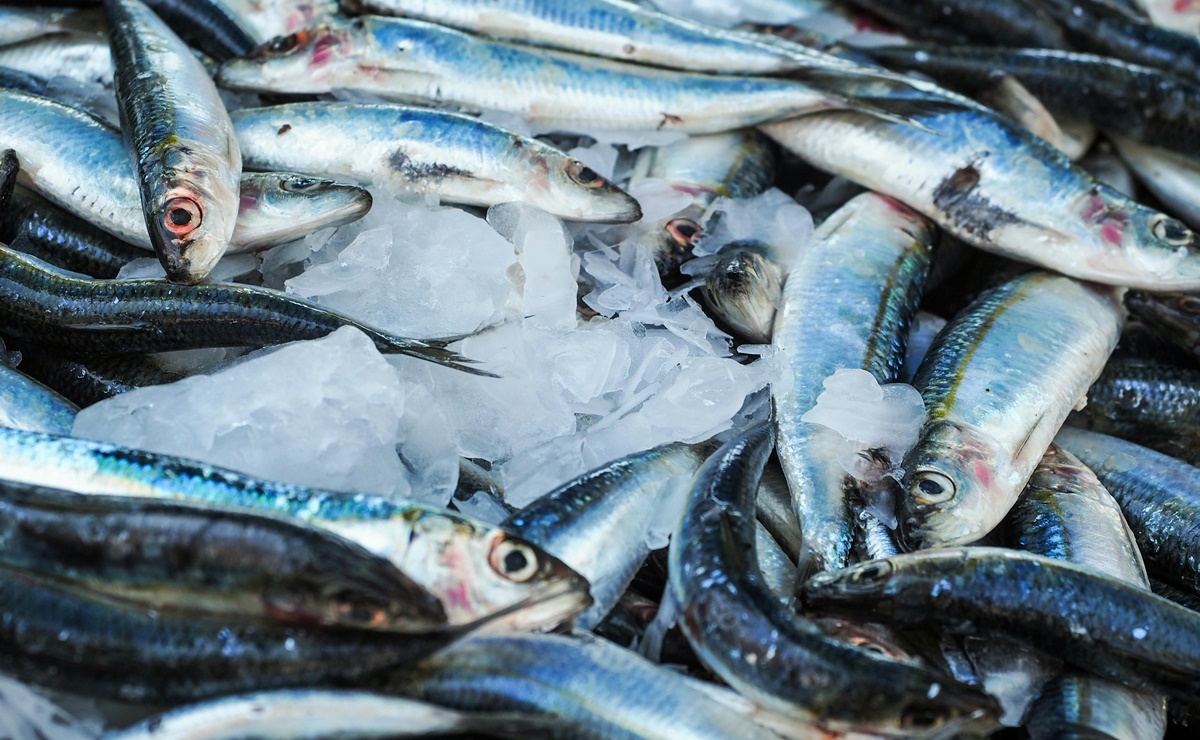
[
  {"x1": 803, "y1": 546, "x2": 1200, "y2": 703},
  {"x1": 0, "y1": 7, "x2": 89, "y2": 46},
  {"x1": 698, "y1": 243, "x2": 782, "y2": 344},
  {"x1": 773, "y1": 193, "x2": 934, "y2": 573},
  {"x1": 898, "y1": 273, "x2": 1124, "y2": 550},
  {"x1": 670, "y1": 422, "x2": 999, "y2": 736},
  {"x1": 106, "y1": 0, "x2": 243, "y2": 282},
  {"x1": 0, "y1": 480, "x2": 449, "y2": 631},
  {"x1": 0, "y1": 565, "x2": 470, "y2": 703},
  {"x1": 0, "y1": 244, "x2": 484, "y2": 372},
  {"x1": 216, "y1": 17, "x2": 928, "y2": 136},
  {"x1": 864, "y1": 45, "x2": 1200, "y2": 159},
  {"x1": 1070, "y1": 358, "x2": 1200, "y2": 465},
  {"x1": 504, "y1": 443, "x2": 705, "y2": 628},
  {"x1": 0, "y1": 148, "x2": 15, "y2": 214},
  {"x1": 1124, "y1": 289, "x2": 1200, "y2": 362},
  {"x1": 1110, "y1": 133, "x2": 1200, "y2": 230},
  {"x1": 7, "y1": 346, "x2": 185, "y2": 407},
  {"x1": 756, "y1": 454, "x2": 802, "y2": 563},
  {"x1": 0, "y1": 33, "x2": 113, "y2": 92},
  {"x1": 1055, "y1": 426, "x2": 1200, "y2": 600},
  {"x1": 232, "y1": 102, "x2": 641, "y2": 222},
  {"x1": 230, "y1": 172, "x2": 373, "y2": 252},
  {"x1": 108, "y1": 690, "x2": 540, "y2": 740},
  {"x1": 221, "y1": 0, "x2": 339, "y2": 41},
  {"x1": 139, "y1": 0, "x2": 258, "y2": 62},
  {"x1": 762, "y1": 105, "x2": 1200, "y2": 290},
  {"x1": 1004, "y1": 444, "x2": 1167, "y2": 739},
  {"x1": 1134, "y1": 0, "x2": 1200, "y2": 33},
  {"x1": 0, "y1": 362, "x2": 77, "y2": 436},
  {"x1": 0, "y1": 428, "x2": 590, "y2": 630},
  {"x1": 841, "y1": 0, "x2": 1068, "y2": 48}
]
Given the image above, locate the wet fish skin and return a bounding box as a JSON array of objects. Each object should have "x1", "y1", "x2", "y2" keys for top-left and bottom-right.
[
  {"x1": 222, "y1": 0, "x2": 340, "y2": 42},
  {"x1": 898, "y1": 273, "x2": 1124, "y2": 550},
  {"x1": 108, "y1": 690, "x2": 540, "y2": 740},
  {"x1": 0, "y1": 7, "x2": 86, "y2": 46},
  {"x1": 232, "y1": 102, "x2": 641, "y2": 223},
  {"x1": 0, "y1": 361, "x2": 77, "y2": 436},
  {"x1": 0, "y1": 481, "x2": 448, "y2": 632},
  {"x1": 1055, "y1": 426, "x2": 1200, "y2": 600},
  {"x1": 1027, "y1": 675, "x2": 1168, "y2": 740},
  {"x1": 0, "y1": 149, "x2": 15, "y2": 215},
  {"x1": 4, "y1": 345, "x2": 184, "y2": 408},
  {"x1": 0, "y1": 428, "x2": 589, "y2": 631},
  {"x1": 140, "y1": 0, "x2": 258, "y2": 61},
  {"x1": 865, "y1": 45, "x2": 1200, "y2": 159},
  {"x1": 1125, "y1": 289, "x2": 1200, "y2": 362},
  {"x1": 803, "y1": 547, "x2": 1200, "y2": 703},
  {"x1": 502, "y1": 442, "x2": 705, "y2": 629},
  {"x1": 395, "y1": 631, "x2": 795, "y2": 740},
  {"x1": 230, "y1": 172, "x2": 373, "y2": 252},
  {"x1": 773, "y1": 193, "x2": 935, "y2": 574},
  {"x1": 670, "y1": 423, "x2": 998, "y2": 736},
  {"x1": 762, "y1": 105, "x2": 1200, "y2": 291},
  {"x1": 0, "y1": 244, "x2": 484, "y2": 373},
  {"x1": 106, "y1": 0, "x2": 243, "y2": 283},
  {"x1": 0, "y1": 33, "x2": 114, "y2": 92},
  {"x1": 216, "y1": 17, "x2": 911, "y2": 136},
  {"x1": 0, "y1": 565, "x2": 468, "y2": 704},
  {"x1": 1070, "y1": 358, "x2": 1200, "y2": 465},
  {"x1": 698, "y1": 243, "x2": 782, "y2": 345},
  {"x1": 756, "y1": 454, "x2": 802, "y2": 563},
  {"x1": 842, "y1": 0, "x2": 1068, "y2": 48},
  {"x1": 1110, "y1": 133, "x2": 1200, "y2": 231}
]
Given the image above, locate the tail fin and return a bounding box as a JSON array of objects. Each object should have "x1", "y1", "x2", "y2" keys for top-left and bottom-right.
[{"x1": 371, "y1": 334, "x2": 501, "y2": 378}]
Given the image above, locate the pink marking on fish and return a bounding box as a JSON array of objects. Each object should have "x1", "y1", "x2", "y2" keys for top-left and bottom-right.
[
  {"x1": 312, "y1": 35, "x2": 334, "y2": 66},
  {"x1": 1101, "y1": 223, "x2": 1124, "y2": 246},
  {"x1": 973, "y1": 461, "x2": 992, "y2": 490},
  {"x1": 1176, "y1": 0, "x2": 1194, "y2": 13},
  {"x1": 239, "y1": 192, "x2": 258, "y2": 212},
  {"x1": 443, "y1": 581, "x2": 472, "y2": 611}
]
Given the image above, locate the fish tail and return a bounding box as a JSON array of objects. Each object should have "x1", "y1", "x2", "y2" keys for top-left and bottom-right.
[{"x1": 373, "y1": 334, "x2": 500, "y2": 378}]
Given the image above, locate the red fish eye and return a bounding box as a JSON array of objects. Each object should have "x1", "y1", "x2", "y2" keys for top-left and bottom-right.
[
  {"x1": 162, "y1": 197, "x2": 203, "y2": 239},
  {"x1": 666, "y1": 218, "x2": 701, "y2": 246}
]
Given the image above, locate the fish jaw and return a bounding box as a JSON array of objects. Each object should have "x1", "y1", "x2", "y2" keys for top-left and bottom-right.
[
  {"x1": 899, "y1": 421, "x2": 1019, "y2": 550},
  {"x1": 217, "y1": 24, "x2": 359, "y2": 93},
  {"x1": 230, "y1": 174, "x2": 373, "y2": 251},
  {"x1": 526, "y1": 149, "x2": 642, "y2": 224}
]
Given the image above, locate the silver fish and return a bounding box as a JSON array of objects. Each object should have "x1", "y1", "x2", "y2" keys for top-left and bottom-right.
[
  {"x1": 898, "y1": 272, "x2": 1124, "y2": 550},
  {"x1": 1111, "y1": 132, "x2": 1200, "y2": 230},
  {"x1": 773, "y1": 192, "x2": 935, "y2": 573},
  {"x1": 0, "y1": 32, "x2": 114, "y2": 91},
  {"x1": 762, "y1": 105, "x2": 1200, "y2": 290},
  {"x1": 0, "y1": 7, "x2": 87, "y2": 46},
  {"x1": 232, "y1": 102, "x2": 641, "y2": 222},
  {"x1": 0, "y1": 363, "x2": 77, "y2": 436},
  {"x1": 229, "y1": 172, "x2": 372, "y2": 252},
  {"x1": 220, "y1": 0, "x2": 339, "y2": 41},
  {"x1": 106, "y1": 0, "x2": 242, "y2": 282}
]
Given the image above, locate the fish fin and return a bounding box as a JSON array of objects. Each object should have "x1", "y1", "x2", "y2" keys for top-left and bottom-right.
[{"x1": 387, "y1": 341, "x2": 500, "y2": 378}]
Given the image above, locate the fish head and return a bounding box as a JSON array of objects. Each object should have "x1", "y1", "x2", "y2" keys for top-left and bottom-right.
[
  {"x1": 699, "y1": 242, "x2": 782, "y2": 343},
  {"x1": 1125, "y1": 289, "x2": 1200, "y2": 349},
  {"x1": 233, "y1": 173, "x2": 372, "y2": 250},
  {"x1": 148, "y1": 147, "x2": 240, "y2": 284},
  {"x1": 531, "y1": 152, "x2": 642, "y2": 224},
  {"x1": 217, "y1": 22, "x2": 362, "y2": 93},
  {"x1": 397, "y1": 509, "x2": 591, "y2": 631},
  {"x1": 897, "y1": 421, "x2": 1014, "y2": 550},
  {"x1": 1073, "y1": 186, "x2": 1199, "y2": 289}
]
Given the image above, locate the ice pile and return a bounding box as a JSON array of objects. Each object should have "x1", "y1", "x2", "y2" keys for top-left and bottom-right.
[{"x1": 72, "y1": 327, "x2": 457, "y2": 504}]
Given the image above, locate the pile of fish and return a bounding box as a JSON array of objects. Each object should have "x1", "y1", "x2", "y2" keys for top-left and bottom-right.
[{"x1": 4, "y1": 0, "x2": 1200, "y2": 737}]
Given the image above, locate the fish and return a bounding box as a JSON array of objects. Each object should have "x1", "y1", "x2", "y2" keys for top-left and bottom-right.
[
  {"x1": 897, "y1": 272, "x2": 1124, "y2": 550},
  {"x1": 1055, "y1": 426, "x2": 1200, "y2": 601},
  {"x1": 0, "y1": 564, "x2": 471, "y2": 703},
  {"x1": 215, "y1": 17, "x2": 930, "y2": 136},
  {"x1": 697, "y1": 243, "x2": 783, "y2": 344},
  {"x1": 229, "y1": 172, "x2": 373, "y2": 252},
  {"x1": 395, "y1": 631, "x2": 803, "y2": 740},
  {"x1": 220, "y1": 0, "x2": 340, "y2": 42},
  {"x1": 0, "y1": 480, "x2": 449, "y2": 632},
  {"x1": 108, "y1": 690, "x2": 542, "y2": 740},
  {"x1": 0, "y1": 149, "x2": 15, "y2": 214},
  {"x1": 232, "y1": 103, "x2": 641, "y2": 223},
  {"x1": 0, "y1": 33, "x2": 114, "y2": 92},
  {"x1": 139, "y1": 0, "x2": 258, "y2": 61},
  {"x1": 0, "y1": 7, "x2": 91, "y2": 46},
  {"x1": 762, "y1": 105, "x2": 1200, "y2": 291},
  {"x1": 840, "y1": 0, "x2": 1069, "y2": 48},
  {"x1": 106, "y1": 0, "x2": 243, "y2": 283},
  {"x1": 670, "y1": 422, "x2": 999, "y2": 737},
  {"x1": 864, "y1": 45, "x2": 1200, "y2": 159},
  {"x1": 0, "y1": 362, "x2": 77, "y2": 436},
  {"x1": 1124, "y1": 289, "x2": 1200, "y2": 362},
  {"x1": 502, "y1": 442, "x2": 705, "y2": 628},
  {"x1": 1133, "y1": 0, "x2": 1200, "y2": 33},
  {"x1": 0, "y1": 244, "x2": 485, "y2": 372},
  {"x1": 1069, "y1": 358, "x2": 1200, "y2": 465},
  {"x1": 0, "y1": 428, "x2": 590, "y2": 631},
  {"x1": 1003, "y1": 444, "x2": 1167, "y2": 739},
  {"x1": 1110, "y1": 133, "x2": 1200, "y2": 230},
  {"x1": 5, "y1": 345, "x2": 185, "y2": 408},
  {"x1": 756, "y1": 454, "x2": 802, "y2": 563},
  {"x1": 802, "y1": 546, "x2": 1200, "y2": 704},
  {"x1": 773, "y1": 193, "x2": 934, "y2": 573}
]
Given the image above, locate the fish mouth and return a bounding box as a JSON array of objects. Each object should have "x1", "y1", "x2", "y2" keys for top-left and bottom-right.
[{"x1": 479, "y1": 580, "x2": 593, "y2": 634}]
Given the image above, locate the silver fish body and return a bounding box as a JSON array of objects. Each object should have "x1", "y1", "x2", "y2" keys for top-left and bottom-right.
[
  {"x1": 0, "y1": 364, "x2": 77, "y2": 436},
  {"x1": 216, "y1": 17, "x2": 890, "y2": 136},
  {"x1": 502, "y1": 442, "x2": 705, "y2": 629},
  {"x1": 899, "y1": 272, "x2": 1124, "y2": 550},
  {"x1": 229, "y1": 171, "x2": 372, "y2": 252},
  {"x1": 1111, "y1": 132, "x2": 1200, "y2": 230},
  {"x1": 232, "y1": 102, "x2": 640, "y2": 222},
  {"x1": 0, "y1": 33, "x2": 114, "y2": 91},
  {"x1": 106, "y1": 0, "x2": 242, "y2": 282},
  {"x1": 0, "y1": 7, "x2": 85, "y2": 46},
  {"x1": 220, "y1": 0, "x2": 339, "y2": 41},
  {"x1": 773, "y1": 192, "x2": 935, "y2": 573},
  {"x1": 762, "y1": 106, "x2": 1200, "y2": 290}
]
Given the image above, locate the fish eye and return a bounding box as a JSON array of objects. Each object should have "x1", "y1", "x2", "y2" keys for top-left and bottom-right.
[
  {"x1": 851, "y1": 560, "x2": 893, "y2": 583},
  {"x1": 264, "y1": 32, "x2": 302, "y2": 55},
  {"x1": 1150, "y1": 214, "x2": 1193, "y2": 246},
  {"x1": 338, "y1": 601, "x2": 385, "y2": 628},
  {"x1": 162, "y1": 197, "x2": 202, "y2": 239},
  {"x1": 489, "y1": 536, "x2": 540, "y2": 582},
  {"x1": 910, "y1": 471, "x2": 956, "y2": 505},
  {"x1": 281, "y1": 177, "x2": 319, "y2": 192},
  {"x1": 1179, "y1": 295, "x2": 1200, "y2": 315},
  {"x1": 900, "y1": 707, "x2": 945, "y2": 731},
  {"x1": 566, "y1": 161, "x2": 604, "y2": 188},
  {"x1": 666, "y1": 218, "x2": 702, "y2": 246},
  {"x1": 848, "y1": 635, "x2": 891, "y2": 655}
]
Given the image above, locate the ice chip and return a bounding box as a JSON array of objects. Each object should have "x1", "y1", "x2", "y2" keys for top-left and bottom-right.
[
  {"x1": 626, "y1": 178, "x2": 695, "y2": 222},
  {"x1": 698, "y1": 188, "x2": 813, "y2": 267},
  {"x1": 802, "y1": 369, "x2": 926, "y2": 456},
  {"x1": 73, "y1": 327, "x2": 456, "y2": 502}
]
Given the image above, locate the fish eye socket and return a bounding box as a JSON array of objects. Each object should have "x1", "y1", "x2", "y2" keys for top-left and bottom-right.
[
  {"x1": 910, "y1": 471, "x2": 956, "y2": 505},
  {"x1": 282, "y1": 177, "x2": 319, "y2": 191},
  {"x1": 339, "y1": 602, "x2": 385, "y2": 627},
  {"x1": 489, "y1": 537, "x2": 540, "y2": 582},
  {"x1": 849, "y1": 636, "x2": 890, "y2": 655},
  {"x1": 900, "y1": 708, "x2": 944, "y2": 731},
  {"x1": 567, "y1": 161, "x2": 604, "y2": 188},
  {"x1": 666, "y1": 218, "x2": 702, "y2": 246},
  {"x1": 851, "y1": 560, "x2": 893, "y2": 583},
  {"x1": 264, "y1": 32, "x2": 302, "y2": 55},
  {"x1": 162, "y1": 197, "x2": 202, "y2": 239},
  {"x1": 1179, "y1": 295, "x2": 1200, "y2": 314},
  {"x1": 1150, "y1": 214, "x2": 1193, "y2": 246}
]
